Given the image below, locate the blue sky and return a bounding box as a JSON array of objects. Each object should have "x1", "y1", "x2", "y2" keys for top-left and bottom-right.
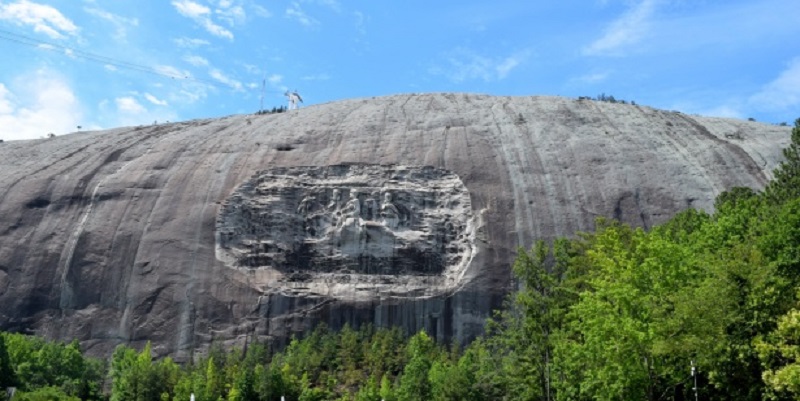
[{"x1": 1, "y1": 0, "x2": 799, "y2": 140}]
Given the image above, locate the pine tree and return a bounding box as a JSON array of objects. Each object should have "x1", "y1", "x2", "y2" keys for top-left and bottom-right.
[
  {"x1": 396, "y1": 332, "x2": 435, "y2": 401},
  {"x1": 0, "y1": 333, "x2": 17, "y2": 388},
  {"x1": 766, "y1": 118, "x2": 800, "y2": 204}
]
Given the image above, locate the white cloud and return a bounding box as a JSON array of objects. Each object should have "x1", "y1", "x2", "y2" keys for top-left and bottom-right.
[
  {"x1": 172, "y1": 0, "x2": 234, "y2": 40},
  {"x1": 210, "y1": 69, "x2": 243, "y2": 91},
  {"x1": 496, "y1": 50, "x2": 531, "y2": 79},
  {"x1": 200, "y1": 19, "x2": 233, "y2": 39},
  {"x1": 0, "y1": 71, "x2": 82, "y2": 141},
  {"x1": 286, "y1": 2, "x2": 318, "y2": 27},
  {"x1": 155, "y1": 65, "x2": 192, "y2": 79},
  {"x1": 185, "y1": 55, "x2": 209, "y2": 67},
  {"x1": 430, "y1": 48, "x2": 530, "y2": 83},
  {"x1": 241, "y1": 64, "x2": 261, "y2": 74},
  {"x1": 750, "y1": 57, "x2": 800, "y2": 112},
  {"x1": 216, "y1": 4, "x2": 246, "y2": 26},
  {"x1": 700, "y1": 105, "x2": 743, "y2": 119},
  {"x1": 147, "y1": 70, "x2": 210, "y2": 106},
  {"x1": 144, "y1": 93, "x2": 168, "y2": 106},
  {"x1": 0, "y1": 86, "x2": 14, "y2": 115},
  {"x1": 583, "y1": 0, "x2": 660, "y2": 56},
  {"x1": 101, "y1": 95, "x2": 178, "y2": 127},
  {"x1": 251, "y1": 4, "x2": 271, "y2": 18},
  {"x1": 353, "y1": 11, "x2": 367, "y2": 36},
  {"x1": 0, "y1": 0, "x2": 78, "y2": 39},
  {"x1": 84, "y1": 7, "x2": 138, "y2": 40},
  {"x1": 312, "y1": 0, "x2": 341, "y2": 12},
  {"x1": 172, "y1": 0, "x2": 210, "y2": 18},
  {"x1": 265, "y1": 74, "x2": 287, "y2": 92},
  {"x1": 573, "y1": 71, "x2": 611, "y2": 84},
  {"x1": 175, "y1": 85, "x2": 209, "y2": 104},
  {"x1": 174, "y1": 37, "x2": 210, "y2": 48},
  {"x1": 115, "y1": 96, "x2": 146, "y2": 114}
]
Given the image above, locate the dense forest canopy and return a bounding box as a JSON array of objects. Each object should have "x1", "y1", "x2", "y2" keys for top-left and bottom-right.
[{"x1": 1, "y1": 119, "x2": 800, "y2": 401}]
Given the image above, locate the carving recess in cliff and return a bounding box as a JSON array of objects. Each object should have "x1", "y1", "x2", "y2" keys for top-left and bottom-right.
[{"x1": 216, "y1": 164, "x2": 476, "y2": 299}]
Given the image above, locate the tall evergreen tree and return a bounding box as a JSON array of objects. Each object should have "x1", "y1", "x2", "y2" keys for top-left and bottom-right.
[
  {"x1": 396, "y1": 332, "x2": 436, "y2": 401},
  {"x1": 766, "y1": 118, "x2": 800, "y2": 204},
  {"x1": 0, "y1": 333, "x2": 17, "y2": 388}
]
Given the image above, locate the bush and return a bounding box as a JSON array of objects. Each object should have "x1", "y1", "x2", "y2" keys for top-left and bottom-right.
[{"x1": 11, "y1": 386, "x2": 80, "y2": 401}]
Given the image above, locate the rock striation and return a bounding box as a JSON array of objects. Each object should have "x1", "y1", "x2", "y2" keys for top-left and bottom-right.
[{"x1": 0, "y1": 93, "x2": 791, "y2": 358}]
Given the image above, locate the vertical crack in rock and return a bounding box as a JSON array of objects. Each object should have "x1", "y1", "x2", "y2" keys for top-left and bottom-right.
[{"x1": 216, "y1": 164, "x2": 476, "y2": 300}]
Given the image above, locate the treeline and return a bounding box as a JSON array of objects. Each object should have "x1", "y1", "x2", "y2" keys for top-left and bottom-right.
[
  {"x1": 577, "y1": 93, "x2": 636, "y2": 105},
  {"x1": 255, "y1": 106, "x2": 287, "y2": 115},
  {"x1": 1, "y1": 119, "x2": 799, "y2": 400},
  {"x1": 1, "y1": 325, "x2": 464, "y2": 401}
]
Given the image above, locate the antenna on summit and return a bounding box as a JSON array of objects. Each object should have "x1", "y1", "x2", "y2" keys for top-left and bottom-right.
[
  {"x1": 259, "y1": 76, "x2": 266, "y2": 113},
  {"x1": 285, "y1": 89, "x2": 303, "y2": 110}
]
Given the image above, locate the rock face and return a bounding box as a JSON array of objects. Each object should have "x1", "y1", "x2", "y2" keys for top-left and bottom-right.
[
  {"x1": 0, "y1": 93, "x2": 791, "y2": 358},
  {"x1": 216, "y1": 165, "x2": 476, "y2": 299}
]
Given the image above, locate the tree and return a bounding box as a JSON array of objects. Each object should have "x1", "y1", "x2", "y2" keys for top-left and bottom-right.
[
  {"x1": 552, "y1": 220, "x2": 716, "y2": 400},
  {"x1": 12, "y1": 386, "x2": 81, "y2": 401},
  {"x1": 109, "y1": 345, "x2": 138, "y2": 401},
  {"x1": 765, "y1": 118, "x2": 800, "y2": 205},
  {"x1": 0, "y1": 333, "x2": 17, "y2": 388},
  {"x1": 110, "y1": 342, "x2": 177, "y2": 401},
  {"x1": 297, "y1": 372, "x2": 327, "y2": 401},
  {"x1": 714, "y1": 186, "x2": 758, "y2": 212},
  {"x1": 757, "y1": 309, "x2": 800, "y2": 400},
  {"x1": 337, "y1": 323, "x2": 363, "y2": 388},
  {"x1": 378, "y1": 374, "x2": 395, "y2": 401},
  {"x1": 428, "y1": 359, "x2": 475, "y2": 401},
  {"x1": 354, "y1": 373, "x2": 381, "y2": 401},
  {"x1": 479, "y1": 241, "x2": 568, "y2": 401},
  {"x1": 228, "y1": 366, "x2": 255, "y2": 401},
  {"x1": 396, "y1": 332, "x2": 436, "y2": 401}
]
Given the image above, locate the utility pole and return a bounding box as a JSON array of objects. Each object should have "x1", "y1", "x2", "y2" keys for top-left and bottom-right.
[
  {"x1": 259, "y1": 77, "x2": 265, "y2": 113},
  {"x1": 691, "y1": 359, "x2": 699, "y2": 401}
]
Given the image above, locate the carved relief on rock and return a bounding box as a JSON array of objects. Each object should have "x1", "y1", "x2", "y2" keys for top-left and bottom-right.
[{"x1": 215, "y1": 164, "x2": 477, "y2": 299}]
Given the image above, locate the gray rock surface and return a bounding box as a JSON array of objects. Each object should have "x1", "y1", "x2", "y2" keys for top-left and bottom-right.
[
  {"x1": 0, "y1": 93, "x2": 791, "y2": 358},
  {"x1": 216, "y1": 164, "x2": 477, "y2": 300}
]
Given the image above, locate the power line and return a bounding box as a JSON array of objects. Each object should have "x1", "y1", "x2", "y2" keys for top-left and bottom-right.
[{"x1": 0, "y1": 28, "x2": 235, "y2": 89}]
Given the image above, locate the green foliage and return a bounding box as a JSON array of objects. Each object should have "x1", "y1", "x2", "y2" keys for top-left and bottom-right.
[
  {"x1": 11, "y1": 386, "x2": 81, "y2": 401},
  {"x1": 396, "y1": 331, "x2": 436, "y2": 401},
  {"x1": 578, "y1": 93, "x2": 635, "y2": 105},
  {"x1": 3, "y1": 333, "x2": 102, "y2": 400},
  {"x1": 378, "y1": 374, "x2": 395, "y2": 401},
  {"x1": 766, "y1": 118, "x2": 800, "y2": 205},
  {"x1": 757, "y1": 309, "x2": 800, "y2": 400},
  {"x1": 715, "y1": 186, "x2": 758, "y2": 212},
  {"x1": 353, "y1": 374, "x2": 381, "y2": 401},
  {"x1": 110, "y1": 342, "x2": 179, "y2": 401},
  {"x1": 0, "y1": 333, "x2": 18, "y2": 388},
  {"x1": 255, "y1": 105, "x2": 287, "y2": 115}
]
